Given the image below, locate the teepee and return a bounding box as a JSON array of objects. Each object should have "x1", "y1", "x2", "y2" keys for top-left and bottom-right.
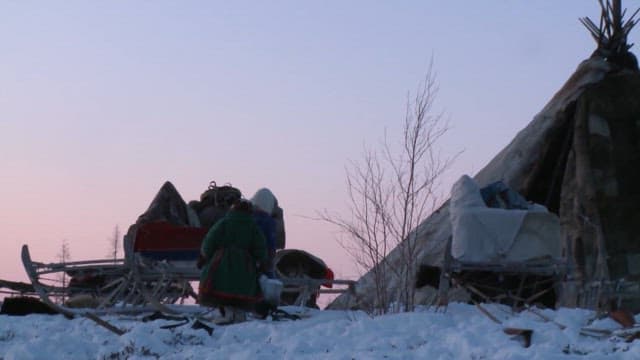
[{"x1": 330, "y1": 0, "x2": 640, "y2": 311}]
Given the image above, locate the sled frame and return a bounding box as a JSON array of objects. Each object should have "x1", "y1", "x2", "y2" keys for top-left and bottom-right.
[
  {"x1": 21, "y1": 244, "x2": 199, "y2": 317},
  {"x1": 437, "y1": 237, "x2": 567, "y2": 310}
]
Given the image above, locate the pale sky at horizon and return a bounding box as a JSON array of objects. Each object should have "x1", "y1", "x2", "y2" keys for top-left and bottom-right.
[{"x1": 2, "y1": 1, "x2": 637, "y2": 287}]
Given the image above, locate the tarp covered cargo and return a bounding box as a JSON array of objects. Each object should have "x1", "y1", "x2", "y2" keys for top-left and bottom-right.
[{"x1": 450, "y1": 175, "x2": 561, "y2": 263}]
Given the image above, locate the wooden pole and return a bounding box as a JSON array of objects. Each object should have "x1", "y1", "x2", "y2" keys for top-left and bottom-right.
[
  {"x1": 83, "y1": 312, "x2": 127, "y2": 336},
  {"x1": 473, "y1": 300, "x2": 502, "y2": 325},
  {"x1": 613, "y1": 0, "x2": 622, "y2": 32}
]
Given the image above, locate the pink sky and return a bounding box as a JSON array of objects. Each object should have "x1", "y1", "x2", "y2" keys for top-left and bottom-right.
[{"x1": 2, "y1": 1, "x2": 633, "y2": 287}]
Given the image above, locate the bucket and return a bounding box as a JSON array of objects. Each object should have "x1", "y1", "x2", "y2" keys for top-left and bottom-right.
[{"x1": 259, "y1": 275, "x2": 283, "y2": 306}]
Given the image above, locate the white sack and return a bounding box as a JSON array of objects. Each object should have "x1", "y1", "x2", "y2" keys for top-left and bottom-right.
[
  {"x1": 450, "y1": 175, "x2": 526, "y2": 261},
  {"x1": 449, "y1": 175, "x2": 561, "y2": 262}
]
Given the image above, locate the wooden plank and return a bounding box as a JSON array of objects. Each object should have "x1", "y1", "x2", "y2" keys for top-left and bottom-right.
[
  {"x1": 525, "y1": 306, "x2": 567, "y2": 330},
  {"x1": 473, "y1": 300, "x2": 502, "y2": 324},
  {"x1": 0, "y1": 279, "x2": 35, "y2": 293},
  {"x1": 83, "y1": 313, "x2": 126, "y2": 336}
]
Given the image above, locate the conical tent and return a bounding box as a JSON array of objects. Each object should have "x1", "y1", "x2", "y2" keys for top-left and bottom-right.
[{"x1": 330, "y1": 1, "x2": 640, "y2": 311}]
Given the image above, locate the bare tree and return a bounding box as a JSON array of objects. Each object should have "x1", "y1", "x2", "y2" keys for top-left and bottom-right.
[
  {"x1": 322, "y1": 150, "x2": 394, "y2": 313},
  {"x1": 320, "y1": 62, "x2": 454, "y2": 313},
  {"x1": 107, "y1": 225, "x2": 121, "y2": 262},
  {"x1": 57, "y1": 239, "x2": 72, "y2": 303}
]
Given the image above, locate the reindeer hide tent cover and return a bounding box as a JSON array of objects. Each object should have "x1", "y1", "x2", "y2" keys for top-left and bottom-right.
[{"x1": 329, "y1": 12, "x2": 640, "y2": 311}]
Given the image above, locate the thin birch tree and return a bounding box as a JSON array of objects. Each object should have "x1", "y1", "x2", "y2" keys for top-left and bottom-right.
[
  {"x1": 107, "y1": 225, "x2": 121, "y2": 262},
  {"x1": 320, "y1": 61, "x2": 455, "y2": 313},
  {"x1": 57, "y1": 239, "x2": 72, "y2": 303}
]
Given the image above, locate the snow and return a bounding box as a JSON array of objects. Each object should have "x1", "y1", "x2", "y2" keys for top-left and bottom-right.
[{"x1": 1, "y1": 303, "x2": 640, "y2": 359}]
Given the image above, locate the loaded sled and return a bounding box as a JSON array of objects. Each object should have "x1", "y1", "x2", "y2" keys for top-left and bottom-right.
[
  {"x1": 435, "y1": 175, "x2": 568, "y2": 310},
  {"x1": 21, "y1": 181, "x2": 354, "y2": 318}
]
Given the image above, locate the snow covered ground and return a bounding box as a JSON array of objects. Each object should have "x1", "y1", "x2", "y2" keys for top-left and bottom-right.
[{"x1": 1, "y1": 303, "x2": 639, "y2": 359}]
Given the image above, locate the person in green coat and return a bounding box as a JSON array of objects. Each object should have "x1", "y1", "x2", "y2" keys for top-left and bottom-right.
[{"x1": 198, "y1": 199, "x2": 267, "y2": 323}]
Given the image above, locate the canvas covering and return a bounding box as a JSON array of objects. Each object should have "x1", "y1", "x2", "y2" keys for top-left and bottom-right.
[{"x1": 450, "y1": 175, "x2": 561, "y2": 262}]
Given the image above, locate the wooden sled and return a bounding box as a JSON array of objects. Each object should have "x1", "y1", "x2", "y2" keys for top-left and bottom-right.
[
  {"x1": 21, "y1": 222, "x2": 208, "y2": 317},
  {"x1": 274, "y1": 249, "x2": 355, "y2": 308},
  {"x1": 437, "y1": 237, "x2": 567, "y2": 310},
  {"x1": 21, "y1": 222, "x2": 355, "y2": 319}
]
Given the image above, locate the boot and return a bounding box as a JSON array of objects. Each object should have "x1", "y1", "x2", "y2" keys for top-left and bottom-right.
[
  {"x1": 214, "y1": 306, "x2": 234, "y2": 325},
  {"x1": 231, "y1": 308, "x2": 247, "y2": 323}
]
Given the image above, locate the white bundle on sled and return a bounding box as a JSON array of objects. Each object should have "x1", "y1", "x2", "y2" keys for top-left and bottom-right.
[
  {"x1": 450, "y1": 175, "x2": 561, "y2": 263},
  {"x1": 259, "y1": 275, "x2": 283, "y2": 306}
]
